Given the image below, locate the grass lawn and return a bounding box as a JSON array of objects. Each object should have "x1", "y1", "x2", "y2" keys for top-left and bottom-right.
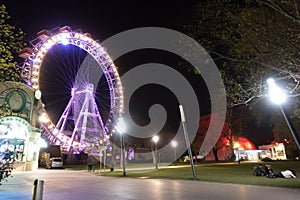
[{"x1": 64, "y1": 161, "x2": 300, "y2": 189}]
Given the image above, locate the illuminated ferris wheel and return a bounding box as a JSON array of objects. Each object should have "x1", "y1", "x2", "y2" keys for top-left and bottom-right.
[{"x1": 18, "y1": 26, "x2": 123, "y2": 153}]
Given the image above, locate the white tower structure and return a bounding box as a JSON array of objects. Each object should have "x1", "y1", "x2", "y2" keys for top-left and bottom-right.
[{"x1": 53, "y1": 84, "x2": 109, "y2": 153}]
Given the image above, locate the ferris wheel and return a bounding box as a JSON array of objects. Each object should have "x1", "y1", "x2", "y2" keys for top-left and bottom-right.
[{"x1": 18, "y1": 26, "x2": 124, "y2": 153}]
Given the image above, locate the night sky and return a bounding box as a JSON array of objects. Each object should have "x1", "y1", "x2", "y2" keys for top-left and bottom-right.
[{"x1": 5, "y1": 0, "x2": 198, "y2": 40}]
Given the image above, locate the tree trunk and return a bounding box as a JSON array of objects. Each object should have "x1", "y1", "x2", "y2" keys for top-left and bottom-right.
[{"x1": 213, "y1": 149, "x2": 219, "y2": 161}]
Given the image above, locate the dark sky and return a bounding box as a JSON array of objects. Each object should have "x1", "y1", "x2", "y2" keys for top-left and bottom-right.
[{"x1": 4, "y1": 0, "x2": 198, "y2": 40}]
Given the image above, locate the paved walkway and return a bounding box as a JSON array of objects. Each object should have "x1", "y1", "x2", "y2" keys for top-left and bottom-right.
[{"x1": 1, "y1": 169, "x2": 300, "y2": 200}]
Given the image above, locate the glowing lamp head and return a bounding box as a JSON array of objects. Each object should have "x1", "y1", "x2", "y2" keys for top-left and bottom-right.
[
  {"x1": 267, "y1": 78, "x2": 275, "y2": 86},
  {"x1": 39, "y1": 113, "x2": 49, "y2": 123},
  {"x1": 152, "y1": 135, "x2": 159, "y2": 143},
  {"x1": 171, "y1": 140, "x2": 177, "y2": 148},
  {"x1": 115, "y1": 117, "x2": 126, "y2": 134},
  {"x1": 267, "y1": 78, "x2": 286, "y2": 105}
]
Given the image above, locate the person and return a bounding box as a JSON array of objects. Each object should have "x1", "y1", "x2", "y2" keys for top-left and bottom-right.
[
  {"x1": 264, "y1": 163, "x2": 296, "y2": 179},
  {"x1": 110, "y1": 162, "x2": 114, "y2": 172},
  {"x1": 264, "y1": 164, "x2": 274, "y2": 176},
  {"x1": 253, "y1": 164, "x2": 266, "y2": 176},
  {"x1": 264, "y1": 164, "x2": 280, "y2": 178},
  {"x1": 277, "y1": 170, "x2": 297, "y2": 178},
  {"x1": 87, "y1": 156, "x2": 93, "y2": 172}
]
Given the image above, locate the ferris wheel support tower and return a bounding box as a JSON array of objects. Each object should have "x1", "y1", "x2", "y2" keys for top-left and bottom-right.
[{"x1": 55, "y1": 84, "x2": 108, "y2": 152}]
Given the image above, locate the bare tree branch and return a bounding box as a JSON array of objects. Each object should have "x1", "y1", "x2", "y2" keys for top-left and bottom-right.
[
  {"x1": 293, "y1": 0, "x2": 300, "y2": 18},
  {"x1": 256, "y1": 0, "x2": 300, "y2": 24}
]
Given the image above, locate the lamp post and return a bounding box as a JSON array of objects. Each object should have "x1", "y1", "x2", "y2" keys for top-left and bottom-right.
[
  {"x1": 179, "y1": 104, "x2": 197, "y2": 181},
  {"x1": 38, "y1": 112, "x2": 49, "y2": 131},
  {"x1": 267, "y1": 78, "x2": 300, "y2": 151},
  {"x1": 115, "y1": 117, "x2": 126, "y2": 176},
  {"x1": 152, "y1": 135, "x2": 159, "y2": 169},
  {"x1": 171, "y1": 140, "x2": 177, "y2": 165},
  {"x1": 38, "y1": 113, "x2": 49, "y2": 148}
]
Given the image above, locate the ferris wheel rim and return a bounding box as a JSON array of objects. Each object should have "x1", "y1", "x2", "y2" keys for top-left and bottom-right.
[{"x1": 23, "y1": 26, "x2": 124, "y2": 151}]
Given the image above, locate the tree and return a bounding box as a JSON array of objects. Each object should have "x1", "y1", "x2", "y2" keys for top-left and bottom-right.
[
  {"x1": 184, "y1": 0, "x2": 300, "y2": 153},
  {"x1": 0, "y1": 3, "x2": 26, "y2": 82},
  {"x1": 192, "y1": 113, "x2": 230, "y2": 161},
  {"x1": 232, "y1": 0, "x2": 299, "y2": 102},
  {"x1": 185, "y1": 0, "x2": 299, "y2": 106},
  {"x1": 211, "y1": 121, "x2": 230, "y2": 161},
  {"x1": 256, "y1": 0, "x2": 300, "y2": 24}
]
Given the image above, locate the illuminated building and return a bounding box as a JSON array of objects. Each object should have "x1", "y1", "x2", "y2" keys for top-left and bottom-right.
[{"x1": 0, "y1": 81, "x2": 44, "y2": 171}]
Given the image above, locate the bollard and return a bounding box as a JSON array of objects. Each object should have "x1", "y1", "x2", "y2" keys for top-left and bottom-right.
[{"x1": 32, "y1": 179, "x2": 44, "y2": 200}]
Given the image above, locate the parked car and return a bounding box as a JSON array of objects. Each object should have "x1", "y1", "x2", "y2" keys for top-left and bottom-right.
[{"x1": 46, "y1": 157, "x2": 63, "y2": 169}]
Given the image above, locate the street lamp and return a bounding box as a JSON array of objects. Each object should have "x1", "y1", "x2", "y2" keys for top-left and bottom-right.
[
  {"x1": 39, "y1": 113, "x2": 49, "y2": 124},
  {"x1": 179, "y1": 104, "x2": 197, "y2": 181},
  {"x1": 38, "y1": 113, "x2": 49, "y2": 130},
  {"x1": 171, "y1": 140, "x2": 177, "y2": 165},
  {"x1": 152, "y1": 135, "x2": 159, "y2": 169},
  {"x1": 115, "y1": 117, "x2": 126, "y2": 176},
  {"x1": 267, "y1": 78, "x2": 300, "y2": 151},
  {"x1": 38, "y1": 113, "x2": 49, "y2": 148}
]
